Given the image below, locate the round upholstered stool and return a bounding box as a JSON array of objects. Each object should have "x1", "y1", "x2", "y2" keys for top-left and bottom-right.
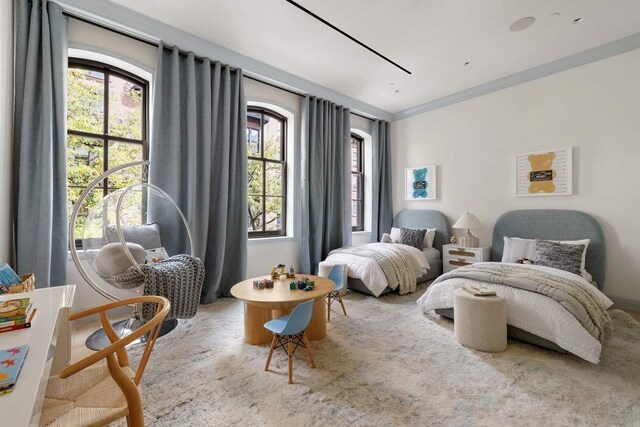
[
  {"x1": 318, "y1": 261, "x2": 347, "y2": 296},
  {"x1": 453, "y1": 288, "x2": 507, "y2": 352}
]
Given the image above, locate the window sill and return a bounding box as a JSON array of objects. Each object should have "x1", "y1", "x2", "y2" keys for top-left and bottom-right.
[
  {"x1": 248, "y1": 236, "x2": 296, "y2": 245},
  {"x1": 352, "y1": 231, "x2": 371, "y2": 236}
]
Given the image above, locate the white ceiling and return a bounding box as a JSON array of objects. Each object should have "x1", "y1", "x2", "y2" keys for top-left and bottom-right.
[{"x1": 108, "y1": 0, "x2": 640, "y2": 114}]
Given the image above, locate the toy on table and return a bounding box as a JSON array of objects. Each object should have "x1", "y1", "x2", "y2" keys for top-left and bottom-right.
[
  {"x1": 253, "y1": 279, "x2": 274, "y2": 290},
  {"x1": 270, "y1": 264, "x2": 287, "y2": 280},
  {"x1": 286, "y1": 266, "x2": 295, "y2": 279},
  {"x1": 289, "y1": 277, "x2": 315, "y2": 291}
]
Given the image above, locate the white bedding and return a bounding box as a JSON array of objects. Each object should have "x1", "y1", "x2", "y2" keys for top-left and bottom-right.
[
  {"x1": 325, "y1": 243, "x2": 431, "y2": 297},
  {"x1": 417, "y1": 263, "x2": 613, "y2": 364}
]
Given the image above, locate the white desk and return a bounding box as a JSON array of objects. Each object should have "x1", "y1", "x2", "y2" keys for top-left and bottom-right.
[{"x1": 0, "y1": 285, "x2": 75, "y2": 426}]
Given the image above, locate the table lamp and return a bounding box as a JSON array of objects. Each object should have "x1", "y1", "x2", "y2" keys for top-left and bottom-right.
[{"x1": 452, "y1": 212, "x2": 484, "y2": 248}]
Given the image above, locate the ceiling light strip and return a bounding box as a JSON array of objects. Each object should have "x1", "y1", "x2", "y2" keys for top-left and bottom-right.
[{"x1": 284, "y1": 0, "x2": 412, "y2": 75}]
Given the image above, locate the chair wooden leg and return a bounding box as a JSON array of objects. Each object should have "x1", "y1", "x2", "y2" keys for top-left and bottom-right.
[
  {"x1": 337, "y1": 293, "x2": 347, "y2": 316},
  {"x1": 287, "y1": 338, "x2": 293, "y2": 384},
  {"x1": 302, "y1": 332, "x2": 316, "y2": 369},
  {"x1": 265, "y1": 335, "x2": 277, "y2": 371},
  {"x1": 327, "y1": 295, "x2": 332, "y2": 322}
]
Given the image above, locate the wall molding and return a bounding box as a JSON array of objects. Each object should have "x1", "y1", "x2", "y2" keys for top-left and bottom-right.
[
  {"x1": 609, "y1": 296, "x2": 640, "y2": 313},
  {"x1": 393, "y1": 32, "x2": 640, "y2": 121},
  {"x1": 56, "y1": 0, "x2": 393, "y2": 121}
]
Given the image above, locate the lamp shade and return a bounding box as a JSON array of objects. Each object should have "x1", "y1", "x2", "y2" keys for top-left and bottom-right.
[{"x1": 452, "y1": 212, "x2": 484, "y2": 230}]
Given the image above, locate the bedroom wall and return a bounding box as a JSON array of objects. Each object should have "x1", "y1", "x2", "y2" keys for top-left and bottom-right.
[
  {"x1": 392, "y1": 48, "x2": 640, "y2": 308},
  {"x1": 0, "y1": 0, "x2": 13, "y2": 265}
]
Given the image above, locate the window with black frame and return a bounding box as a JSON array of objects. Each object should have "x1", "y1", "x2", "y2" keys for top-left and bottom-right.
[
  {"x1": 247, "y1": 107, "x2": 287, "y2": 237},
  {"x1": 66, "y1": 59, "x2": 148, "y2": 243},
  {"x1": 351, "y1": 133, "x2": 364, "y2": 231}
]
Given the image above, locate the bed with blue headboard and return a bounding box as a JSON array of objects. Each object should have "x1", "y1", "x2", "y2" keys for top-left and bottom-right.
[
  {"x1": 346, "y1": 209, "x2": 450, "y2": 296},
  {"x1": 430, "y1": 209, "x2": 609, "y2": 360}
]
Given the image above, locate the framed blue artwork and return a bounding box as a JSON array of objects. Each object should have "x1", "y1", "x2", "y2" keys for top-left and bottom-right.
[{"x1": 405, "y1": 165, "x2": 437, "y2": 200}]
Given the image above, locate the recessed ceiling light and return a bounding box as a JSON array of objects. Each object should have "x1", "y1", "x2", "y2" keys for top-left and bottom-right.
[
  {"x1": 388, "y1": 82, "x2": 395, "y2": 86},
  {"x1": 464, "y1": 61, "x2": 471, "y2": 66},
  {"x1": 549, "y1": 12, "x2": 560, "y2": 19},
  {"x1": 573, "y1": 17, "x2": 583, "y2": 23},
  {"x1": 395, "y1": 90, "x2": 400, "y2": 93},
  {"x1": 509, "y1": 16, "x2": 536, "y2": 32}
]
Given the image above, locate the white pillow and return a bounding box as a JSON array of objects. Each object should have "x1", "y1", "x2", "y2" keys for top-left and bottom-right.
[
  {"x1": 502, "y1": 237, "x2": 537, "y2": 263},
  {"x1": 502, "y1": 236, "x2": 592, "y2": 282},
  {"x1": 94, "y1": 242, "x2": 147, "y2": 278},
  {"x1": 390, "y1": 227, "x2": 436, "y2": 248}
]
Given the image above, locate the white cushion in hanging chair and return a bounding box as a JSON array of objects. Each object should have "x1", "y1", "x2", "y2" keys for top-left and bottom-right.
[{"x1": 94, "y1": 242, "x2": 147, "y2": 278}]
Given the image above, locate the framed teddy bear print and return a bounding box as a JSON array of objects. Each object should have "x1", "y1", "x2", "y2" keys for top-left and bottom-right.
[
  {"x1": 405, "y1": 165, "x2": 437, "y2": 200},
  {"x1": 516, "y1": 147, "x2": 572, "y2": 197}
]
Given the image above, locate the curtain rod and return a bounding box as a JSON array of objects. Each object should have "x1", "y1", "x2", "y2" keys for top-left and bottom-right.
[{"x1": 62, "y1": 11, "x2": 376, "y2": 122}]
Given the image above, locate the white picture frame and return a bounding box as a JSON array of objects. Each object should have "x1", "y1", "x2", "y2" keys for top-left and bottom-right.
[
  {"x1": 405, "y1": 165, "x2": 437, "y2": 200},
  {"x1": 516, "y1": 147, "x2": 573, "y2": 197}
]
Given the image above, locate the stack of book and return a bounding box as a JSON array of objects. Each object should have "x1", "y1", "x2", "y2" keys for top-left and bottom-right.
[
  {"x1": 0, "y1": 345, "x2": 29, "y2": 395},
  {"x1": 0, "y1": 298, "x2": 36, "y2": 333}
]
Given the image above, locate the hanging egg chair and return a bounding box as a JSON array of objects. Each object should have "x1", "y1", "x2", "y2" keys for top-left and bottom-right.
[{"x1": 69, "y1": 161, "x2": 196, "y2": 350}]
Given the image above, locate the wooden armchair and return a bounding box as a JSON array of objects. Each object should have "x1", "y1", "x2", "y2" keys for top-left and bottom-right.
[{"x1": 40, "y1": 296, "x2": 170, "y2": 427}]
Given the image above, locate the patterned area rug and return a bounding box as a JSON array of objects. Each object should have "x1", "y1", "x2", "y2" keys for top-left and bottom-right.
[{"x1": 132, "y1": 286, "x2": 640, "y2": 426}]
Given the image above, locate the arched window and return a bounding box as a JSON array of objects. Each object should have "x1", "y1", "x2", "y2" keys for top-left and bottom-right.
[
  {"x1": 66, "y1": 58, "x2": 149, "y2": 240},
  {"x1": 351, "y1": 133, "x2": 364, "y2": 231},
  {"x1": 247, "y1": 107, "x2": 287, "y2": 237}
]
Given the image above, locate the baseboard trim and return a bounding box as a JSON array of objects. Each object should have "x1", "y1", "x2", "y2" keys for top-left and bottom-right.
[{"x1": 609, "y1": 296, "x2": 640, "y2": 313}]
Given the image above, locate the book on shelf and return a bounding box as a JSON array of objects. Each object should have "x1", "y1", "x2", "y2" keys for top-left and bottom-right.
[
  {"x1": 0, "y1": 345, "x2": 29, "y2": 395},
  {"x1": 462, "y1": 285, "x2": 497, "y2": 297}
]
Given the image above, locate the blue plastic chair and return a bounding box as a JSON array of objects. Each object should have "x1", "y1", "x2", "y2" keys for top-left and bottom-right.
[
  {"x1": 326, "y1": 264, "x2": 347, "y2": 321},
  {"x1": 264, "y1": 300, "x2": 316, "y2": 384}
]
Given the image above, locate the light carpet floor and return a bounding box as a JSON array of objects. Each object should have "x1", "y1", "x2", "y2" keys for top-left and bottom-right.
[{"x1": 130, "y1": 286, "x2": 640, "y2": 426}]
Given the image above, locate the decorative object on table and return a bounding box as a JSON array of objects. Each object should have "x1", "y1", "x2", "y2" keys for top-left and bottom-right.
[
  {"x1": 405, "y1": 165, "x2": 437, "y2": 200},
  {"x1": 270, "y1": 264, "x2": 287, "y2": 280},
  {"x1": 452, "y1": 212, "x2": 484, "y2": 248},
  {"x1": 515, "y1": 257, "x2": 534, "y2": 265},
  {"x1": 0, "y1": 273, "x2": 35, "y2": 295},
  {"x1": 463, "y1": 285, "x2": 497, "y2": 297},
  {"x1": 0, "y1": 345, "x2": 29, "y2": 395},
  {"x1": 253, "y1": 279, "x2": 274, "y2": 290},
  {"x1": 286, "y1": 266, "x2": 296, "y2": 279},
  {"x1": 450, "y1": 236, "x2": 457, "y2": 244},
  {"x1": 516, "y1": 147, "x2": 572, "y2": 197},
  {"x1": 263, "y1": 300, "x2": 316, "y2": 384},
  {"x1": 289, "y1": 281, "x2": 297, "y2": 290},
  {"x1": 69, "y1": 161, "x2": 203, "y2": 351}
]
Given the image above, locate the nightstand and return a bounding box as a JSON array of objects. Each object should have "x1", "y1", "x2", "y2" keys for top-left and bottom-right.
[{"x1": 442, "y1": 244, "x2": 490, "y2": 273}]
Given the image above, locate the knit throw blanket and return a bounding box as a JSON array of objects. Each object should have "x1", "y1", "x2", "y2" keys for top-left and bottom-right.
[
  {"x1": 330, "y1": 243, "x2": 419, "y2": 295},
  {"x1": 434, "y1": 263, "x2": 611, "y2": 341},
  {"x1": 110, "y1": 255, "x2": 205, "y2": 321}
]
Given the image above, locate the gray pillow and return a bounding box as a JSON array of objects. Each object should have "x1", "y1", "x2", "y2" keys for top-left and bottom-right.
[
  {"x1": 399, "y1": 228, "x2": 427, "y2": 250},
  {"x1": 534, "y1": 240, "x2": 585, "y2": 276},
  {"x1": 104, "y1": 222, "x2": 162, "y2": 250},
  {"x1": 94, "y1": 242, "x2": 147, "y2": 278}
]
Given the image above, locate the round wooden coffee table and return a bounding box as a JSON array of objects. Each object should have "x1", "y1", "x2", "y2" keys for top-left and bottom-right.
[{"x1": 231, "y1": 275, "x2": 335, "y2": 345}]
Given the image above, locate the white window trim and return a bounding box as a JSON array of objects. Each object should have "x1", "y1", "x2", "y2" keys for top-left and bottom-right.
[
  {"x1": 246, "y1": 100, "x2": 295, "y2": 240},
  {"x1": 351, "y1": 127, "x2": 372, "y2": 234}
]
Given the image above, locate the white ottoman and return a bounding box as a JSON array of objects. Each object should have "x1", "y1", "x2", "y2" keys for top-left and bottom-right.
[
  {"x1": 453, "y1": 288, "x2": 507, "y2": 352},
  {"x1": 318, "y1": 261, "x2": 347, "y2": 296}
]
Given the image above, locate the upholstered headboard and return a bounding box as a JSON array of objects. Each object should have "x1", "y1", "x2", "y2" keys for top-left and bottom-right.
[
  {"x1": 492, "y1": 210, "x2": 606, "y2": 288},
  {"x1": 392, "y1": 210, "x2": 450, "y2": 252}
]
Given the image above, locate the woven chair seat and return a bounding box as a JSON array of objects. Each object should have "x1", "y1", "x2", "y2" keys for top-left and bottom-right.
[{"x1": 40, "y1": 362, "x2": 136, "y2": 427}]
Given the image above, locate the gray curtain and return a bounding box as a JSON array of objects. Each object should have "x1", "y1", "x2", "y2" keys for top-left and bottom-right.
[
  {"x1": 150, "y1": 43, "x2": 247, "y2": 302},
  {"x1": 300, "y1": 95, "x2": 351, "y2": 274},
  {"x1": 13, "y1": 0, "x2": 68, "y2": 287},
  {"x1": 371, "y1": 120, "x2": 393, "y2": 242}
]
